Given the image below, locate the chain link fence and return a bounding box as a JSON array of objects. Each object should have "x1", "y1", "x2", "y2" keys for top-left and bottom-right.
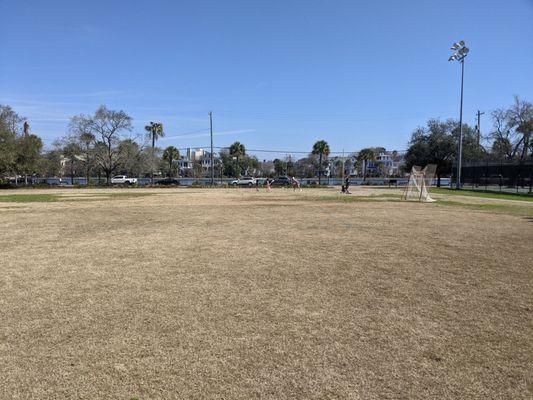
[{"x1": 452, "y1": 160, "x2": 533, "y2": 194}]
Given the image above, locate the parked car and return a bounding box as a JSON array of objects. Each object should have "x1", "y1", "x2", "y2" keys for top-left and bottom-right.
[
  {"x1": 270, "y1": 176, "x2": 292, "y2": 187},
  {"x1": 231, "y1": 177, "x2": 256, "y2": 186},
  {"x1": 110, "y1": 175, "x2": 138, "y2": 185},
  {"x1": 155, "y1": 178, "x2": 180, "y2": 186}
]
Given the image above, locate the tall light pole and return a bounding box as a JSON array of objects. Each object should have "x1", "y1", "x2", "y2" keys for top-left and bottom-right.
[{"x1": 449, "y1": 40, "x2": 469, "y2": 189}]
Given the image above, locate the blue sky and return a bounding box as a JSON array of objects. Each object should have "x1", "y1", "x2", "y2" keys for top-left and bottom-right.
[{"x1": 1, "y1": 0, "x2": 532, "y2": 158}]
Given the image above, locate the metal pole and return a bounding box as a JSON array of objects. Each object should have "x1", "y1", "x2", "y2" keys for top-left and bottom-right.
[
  {"x1": 209, "y1": 111, "x2": 214, "y2": 186},
  {"x1": 456, "y1": 58, "x2": 465, "y2": 190},
  {"x1": 341, "y1": 149, "x2": 345, "y2": 183},
  {"x1": 476, "y1": 110, "x2": 484, "y2": 146}
]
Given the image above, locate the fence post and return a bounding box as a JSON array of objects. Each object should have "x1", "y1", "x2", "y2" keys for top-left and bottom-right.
[
  {"x1": 529, "y1": 165, "x2": 533, "y2": 194},
  {"x1": 485, "y1": 160, "x2": 488, "y2": 191}
]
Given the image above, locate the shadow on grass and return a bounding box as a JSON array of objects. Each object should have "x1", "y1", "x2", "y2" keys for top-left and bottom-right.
[{"x1": 430, "y1": 187, "x2": 533, "y2": 202}]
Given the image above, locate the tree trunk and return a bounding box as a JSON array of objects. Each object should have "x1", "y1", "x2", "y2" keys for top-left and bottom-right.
[
  {"x1": 86, "y1": 148, "x2": 90, "y2": 187},
  {"x1": 71, "y1": 162, "x2": 75, "y2": 186},
  {"x1": 318, "y1": 153, "x2": 322, "y2": 185}
]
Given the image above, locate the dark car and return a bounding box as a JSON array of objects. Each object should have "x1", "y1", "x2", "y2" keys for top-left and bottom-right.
[
  {"x1": 270, "y1": 176, "x2": 292, "y2": 187},
  {"x1": 155, "y1": 178, "x2": 180, "y2": 186}
]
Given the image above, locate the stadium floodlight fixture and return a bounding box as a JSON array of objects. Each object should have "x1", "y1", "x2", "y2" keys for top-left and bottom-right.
[{"x1": 448, "y1": 40, "x2": 469, "y2": 189}]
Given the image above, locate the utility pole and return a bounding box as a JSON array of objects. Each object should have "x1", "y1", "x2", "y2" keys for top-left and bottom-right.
[
  {"x1": 476, "y1": 110, "x2": 485, "y2": 146},
  {"x1": 341, "y1": 149, "x2": 345, "y2": 183},
  {"x1": 209, "y1": 111, "x2": 214, "y2": 186}
]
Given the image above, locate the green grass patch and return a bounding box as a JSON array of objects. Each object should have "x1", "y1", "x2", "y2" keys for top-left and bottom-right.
[
  {"x1": 0, "y1": 194, "x2": 59, "y2": 203},
  {"x1": 430, "y1": 187, "x2": 533, "y2": 202},
  {"x1": 0, "y1": 192, "x2": 154, "y2": 203}
]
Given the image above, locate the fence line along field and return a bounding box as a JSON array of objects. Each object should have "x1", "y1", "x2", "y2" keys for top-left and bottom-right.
[{"x1": 1, "y1": 187, "x2": 532, "y2": 399}]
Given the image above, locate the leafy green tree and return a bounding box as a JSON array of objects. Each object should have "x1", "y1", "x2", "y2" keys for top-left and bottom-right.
[
  {"x1": 273, "y1": 158, "x2": 287, "y2": 176},
  {"x1": 0, "y1": 105, "x2": 24, "y2": 179},
  {"x1": 240, "y1": 155, "x2": 259, "y2": 176},
  {"x1": 145, "y1": 122, "x2": 164, "y2": 183},
  {"x1": 229, "y1": 141, "x2": 246, "y2": 177},
  {"x1": 405, "y1": 118, "x2": 484, "y2": 186},
  {"x1": 39, "y1": 149, "x2": 62, "y2": 178},
  {"x1": 311, "y1": 140, "x2": 330, "y2": 184},
  {"x1": 16, "y1": 134, "x2": 43, "y2": 184},
  {"x1": 162, "y1": 146, "x2": 180, "y2": 178},
  {"x1": 357, "y1": 148, "x2": 376, "y2": 181}
]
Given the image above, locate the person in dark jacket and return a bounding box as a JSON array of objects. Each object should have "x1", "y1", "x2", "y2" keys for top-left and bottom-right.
[{"x1": 344, "y1": 177, "x2": 351, "y2": 194}]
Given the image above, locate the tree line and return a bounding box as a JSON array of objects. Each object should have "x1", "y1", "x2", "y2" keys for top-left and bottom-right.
[
  {"x1": 1, "y1": 96, "x2": 530, "y2": 186},
  {"x1": 403, "y1": 96, "x2": 532, "y2": 186}
]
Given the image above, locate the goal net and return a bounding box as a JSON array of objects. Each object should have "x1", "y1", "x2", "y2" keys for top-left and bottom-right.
[{"x1": 404, "y1": 164, "x2": 437, "y2": 202}]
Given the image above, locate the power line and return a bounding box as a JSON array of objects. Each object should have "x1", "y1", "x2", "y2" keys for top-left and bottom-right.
[{"x1": 173, "y1": 145, "x2": 406, "y2": 155}]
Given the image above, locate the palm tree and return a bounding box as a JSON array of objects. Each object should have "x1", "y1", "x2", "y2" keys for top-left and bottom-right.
[
  {"x1": 357, "y1": 148, "x2": 376, "y2": 181},
  {"x1": 145, "y1": 122, "x2": 164, "y2": 184},
  {"x1": 229, "y1": 141, "x2": 246, "y2": 177},
  {"x1": 80, "y1": 132, "x2": 95, "y2": 186},
  {"x1": 162, "y1": 146, "x2": 180, "y2": 178},
  {"x1": 312, "y1": 140, "x2": 330, "y2": 185}
]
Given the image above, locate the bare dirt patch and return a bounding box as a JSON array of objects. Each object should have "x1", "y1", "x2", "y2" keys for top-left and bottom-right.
[{"x1": 1, "y1": 188, "x2": 531, "y2": 399}]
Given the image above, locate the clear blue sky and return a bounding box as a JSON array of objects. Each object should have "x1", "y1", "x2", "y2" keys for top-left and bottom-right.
[{"x1": 1, "y1": 0, "x2": 532, "y2": 157}]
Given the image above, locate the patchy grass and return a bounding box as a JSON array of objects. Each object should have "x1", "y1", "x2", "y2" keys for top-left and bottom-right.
[
  {"x1": 0, "y1": 188, "x2": 531, "y2": 399},
  {"x1": 434, "y1": 199, "x2": 533, "y2": 217},
  {"x1": 273, "y1": 192, "x2": 533, "y2": 216},
  {"x1": 0, "y1": 193, "x2": 59, "y2": 202},
  {"x1": 431, "y1": 187, "x2": 533, "y2": 201},
  {"x1": 0, "y1": 192, "x2": 154, "y2": 203},
  {"x1": 309, "y1": 193, "x2": 404, "y2": 203}
]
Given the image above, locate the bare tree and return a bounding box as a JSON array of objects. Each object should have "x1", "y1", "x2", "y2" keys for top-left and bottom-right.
[
  {"x1": 489, "y1": 97, "x2": 532, "y2": 160},
  {"x1": 69, "y1": 106, "x2": 132, "y2": 185}
]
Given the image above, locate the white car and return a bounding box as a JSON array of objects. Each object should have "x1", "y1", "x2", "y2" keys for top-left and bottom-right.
[
  {"x1": 110, "y1": 175, "x2": 138, "y2": 185},
  {"x1": 231, "y1": 177, "x2": 256, "y2": 186}
]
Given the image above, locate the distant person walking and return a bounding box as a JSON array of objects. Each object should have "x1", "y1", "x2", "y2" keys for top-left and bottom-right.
[
  {"x1": 344, "y1": 176, "x2": 351, "y2": 194},
  {"x1": 265, "y1": 178, "x2": 271, "y2": 192},
  {"x1": 291, "y1": 176, "x2": 301, "y2": 191},
  {"x1": 255, "y1": 178, "x2": 260, "y2": 192}
]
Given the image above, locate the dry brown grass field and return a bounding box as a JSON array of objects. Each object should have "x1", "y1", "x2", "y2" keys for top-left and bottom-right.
[{"x1": 1, "y1": 187, "x2": 532, "y2": 399}]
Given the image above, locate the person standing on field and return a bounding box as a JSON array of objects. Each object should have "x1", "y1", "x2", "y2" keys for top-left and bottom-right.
[
  {"x1": 291, "y1": 176, "x2": 301, "y2": 191},
  {"x1": 344, "y1": 176, "x2": 351, "y2": 194},
  {"x1": 265, "y1": 178, "x2": 271, "y2": 192}
]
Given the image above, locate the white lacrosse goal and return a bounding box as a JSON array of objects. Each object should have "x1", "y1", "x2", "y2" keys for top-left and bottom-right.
[{"x1": 403, "y1": 164, "x2": 437, "y2": 202}]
